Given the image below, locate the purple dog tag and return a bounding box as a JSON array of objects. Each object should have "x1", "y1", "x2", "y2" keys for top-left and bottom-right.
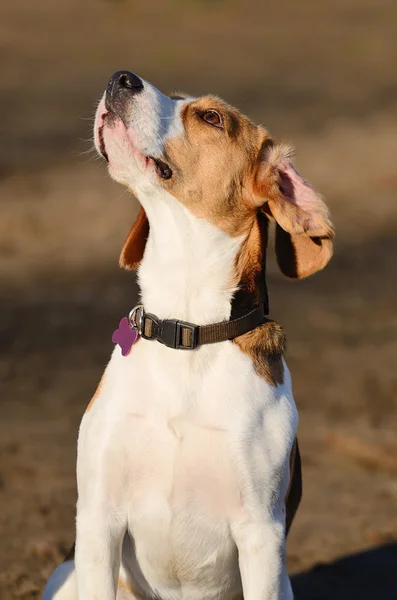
[{"x1": 112, "y1": 317, "x2": 139, "y2": 356}]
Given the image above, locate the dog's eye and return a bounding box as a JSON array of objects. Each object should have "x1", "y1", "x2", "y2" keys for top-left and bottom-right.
[{"x1": 201, "y1": 110, "x2": 223, "y2": 129}]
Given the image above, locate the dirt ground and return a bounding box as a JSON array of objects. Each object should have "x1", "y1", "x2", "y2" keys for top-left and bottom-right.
[{"x1": 1, "y1": 0, "x2": 397, "y2": 598}]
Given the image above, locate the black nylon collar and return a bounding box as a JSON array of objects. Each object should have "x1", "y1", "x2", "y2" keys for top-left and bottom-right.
[{"x1": 140, "y1": 304, "x2": 268, "y2": 350}]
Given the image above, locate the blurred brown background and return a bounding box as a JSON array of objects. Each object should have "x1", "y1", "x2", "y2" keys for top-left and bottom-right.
[{"x1": 1, "y1": 0, "x2": 397, "y2": 598}]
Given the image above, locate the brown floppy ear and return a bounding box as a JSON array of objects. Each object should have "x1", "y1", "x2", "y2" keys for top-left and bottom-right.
[
  {"x1": 119, "y1": 207, "x2": 149, "y2": 270},
  {"x1": 256, "y1": 144, "x2": 334, "y2": 279}
]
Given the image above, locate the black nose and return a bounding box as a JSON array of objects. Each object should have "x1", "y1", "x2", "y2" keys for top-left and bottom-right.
[{"x1": 107, "y1": 71, "x2": 143, "y2": 98}]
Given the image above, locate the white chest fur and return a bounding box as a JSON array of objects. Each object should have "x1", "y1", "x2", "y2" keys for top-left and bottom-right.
[{"x1": 77, "y1": 335, "x2": 297, "y2": 600}]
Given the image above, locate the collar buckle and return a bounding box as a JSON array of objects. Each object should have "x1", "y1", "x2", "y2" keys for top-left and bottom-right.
[
  {"x1": 157, "y1": 318, "x2": 199, "y2": 350},
  {"x1": 142, "y1": 314, "x2": 199, "y2": 350}
]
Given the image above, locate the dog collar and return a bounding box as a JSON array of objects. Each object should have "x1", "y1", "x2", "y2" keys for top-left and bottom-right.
[{"x1": 112, "y1": 303, "x2": 268, "y2": 355}]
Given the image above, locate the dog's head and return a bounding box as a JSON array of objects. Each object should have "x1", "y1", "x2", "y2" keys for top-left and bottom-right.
[{"x1": 94, "y1": 71, "x2": 333, "y2": 280}]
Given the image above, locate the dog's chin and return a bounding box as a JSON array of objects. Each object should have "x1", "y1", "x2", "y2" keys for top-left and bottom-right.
[
  {"x1": 107, "y1": 152, "x2": 155, "y2": 190},
  {"x1": 98, "y1": 119, "x2": 157, "y2": 187}
]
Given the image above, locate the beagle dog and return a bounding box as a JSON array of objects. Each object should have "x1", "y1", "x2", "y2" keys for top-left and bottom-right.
[{"x1": 43, "y1": 71, "x2": 333, "y2": 600}]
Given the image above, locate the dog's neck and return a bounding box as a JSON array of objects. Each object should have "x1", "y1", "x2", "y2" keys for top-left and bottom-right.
[{"x1": 137, "y1": 190, "x2": 244, "y2": 325}]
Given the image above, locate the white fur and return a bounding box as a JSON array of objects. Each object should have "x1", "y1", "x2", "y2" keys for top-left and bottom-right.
[{"x1": 44, "y1": 75, "x2": 298, "y2": 600}]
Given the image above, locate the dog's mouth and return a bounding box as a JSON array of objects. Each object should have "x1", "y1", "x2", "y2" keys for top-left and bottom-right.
[
  {"x1": 97, "y1": 110, "x2": 173, "y2": 179},
  {"x1": 151, "y1": 158, "x2": 173, "y2": 180}
]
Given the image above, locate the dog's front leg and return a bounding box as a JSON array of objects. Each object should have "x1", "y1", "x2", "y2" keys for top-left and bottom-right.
[
  {"x1": 231, "y1": 516, "x2": 292, "y2": 600},
  {"x1": 75, "y1": 501, "x2": 126, "y2": 600},
  {"x1": 75, "y1": 407, "x2": 127, "y2": 600}
]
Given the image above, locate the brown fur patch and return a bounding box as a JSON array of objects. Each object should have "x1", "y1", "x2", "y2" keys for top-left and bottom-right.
[
  {"x1": 231, "y1": 210, "x2": 284, "y2": 387},
  {"x1": 232, "y1": 211, "x2": 269, "y2": 318},
  {"x1": 85, "y1": 373, "x2": 104, "y2": 413},
  {"x1": 234, "y1": 320, "x2": 286, "y2": 386},
  {"x1": 119, "y1": 207, "x2": 149, "y2": 270}
]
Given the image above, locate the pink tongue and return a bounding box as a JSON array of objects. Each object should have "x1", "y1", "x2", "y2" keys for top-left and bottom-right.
[{"x1": 112, "y1": 317, "x2": 139, "y2": 356}]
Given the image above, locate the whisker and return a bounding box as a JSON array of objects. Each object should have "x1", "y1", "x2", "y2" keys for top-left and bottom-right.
[
  {"x1": 77, "y1": 146, "x2": 98, "y2": 157},
  {"x1": 80, "y1": 153, "x2": 103, "y2": 165},
  {"x1": 77, "y1": 137, "x2": 96, "y2": 144}
]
